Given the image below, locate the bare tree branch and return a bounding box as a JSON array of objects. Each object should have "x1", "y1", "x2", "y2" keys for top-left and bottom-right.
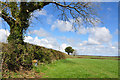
[{"x1": 51, "y1": 2, "x2": 100, "y2": 29}]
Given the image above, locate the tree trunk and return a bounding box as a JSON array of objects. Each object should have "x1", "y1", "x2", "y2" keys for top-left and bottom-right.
[
  {"x1": 68, "y1": 53, "x2": 70, "y2": 55},
  {"x1": 6, "y1": 24, "x2": 32, "y2": 71},
  {"x1": 8, "y1": 25, "x2": 24, "y2": 44}
]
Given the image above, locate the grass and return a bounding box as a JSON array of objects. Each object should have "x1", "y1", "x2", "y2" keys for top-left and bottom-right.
[
  {"x1": 34, "y1": 58, "x2": 118, "y2": 78},
  {"x1": 2, "y1": 56, "x2": 119, "y2": 78}
]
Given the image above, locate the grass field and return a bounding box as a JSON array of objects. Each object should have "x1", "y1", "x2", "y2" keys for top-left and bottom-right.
[
  {"x1": 2, "y1": 56, "x2": 119, "y2": 78},
  {"x1": 34, "y1": 58, "x2": 118, "y2": 78}
]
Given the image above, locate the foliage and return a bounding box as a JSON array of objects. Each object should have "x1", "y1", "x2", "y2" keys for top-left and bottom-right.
[
  {"x1": 28, "y1": 43, "x2": 66, "y2": 63},
  {"x1": 1, "y1": 42, "x2": 66, "y2": 72},
  {"x1": 65, "y1": 46, "x2": 74, "y2": 55},
  {"x1": 2, "y1": 42, "x2": 33, "y2": 71}
]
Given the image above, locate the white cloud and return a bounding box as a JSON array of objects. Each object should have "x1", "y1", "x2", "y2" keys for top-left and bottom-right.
[
  {"x1": 55, "y1": 26, "x2": 115, "y2": 56},
  {"x1": 51, "y1": 19, "x2": 74, "y2": 32},
  {"x1": 88, "y1": 27, "x2": 112, "y2": 44},
  {"x1": 77, "y1": 27, "x2": 112, "y2": 45},
  {"x1": 76, "y1": 44, "x2": 118, "y2": 56},
  {"x1": 24, "y1": 36, "x2": 60, "y2": 50},
  {"x1": 51, "y1": 17, "x2": 84, "y2": 32},
  {"x1": 111, "y1": 46, "x2": 116, "y2": 49},
  {"x1": 59, "y1": 43, "x2": 70, "y2": 52},
  {"x1": 51, "y1": 17, "x2": 100, "y2": 33},
  {"x1": 77, "y1": 26, "x2": 88, "y2": 34},
  {"x1": 24, "y1": 36, "x2": 71, "y2": 53},
  {"x1": 29, "y1": 9, "x2": 47, "y2": 21},
  {"x1": 24, "y1": 36, "x2": 34, "y2": 43},
  {"x1": 72, "y1": 26, "x2": 116, "y2": 56},
  {"x1": 29, "y1": 28, "x2": 50, "y2": 37},
  {"x1": 87, "y1": 38, "x2": 101, "y2": 45},
  {"x1": 33, "y1": 9, "x2": 47, "y2": 16},
  {"x1": 0, "y1": 29, "x2": 10, "y2": 43},
  {"x1": 58, "y1": 36, "x2": 81, "y2": 48},
  {"x1": 38, "y1": 9, "x2": 47, "y2": 15}
]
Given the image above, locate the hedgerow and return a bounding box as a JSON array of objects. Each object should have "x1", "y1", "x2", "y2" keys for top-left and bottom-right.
[{"x1": 1, "y1": 42, "x2": 66, "y2": 72}]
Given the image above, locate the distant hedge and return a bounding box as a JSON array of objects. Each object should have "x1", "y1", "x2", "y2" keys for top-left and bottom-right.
[{"x1": 1, "y1": 42, "x2": 66, "y2": 71}]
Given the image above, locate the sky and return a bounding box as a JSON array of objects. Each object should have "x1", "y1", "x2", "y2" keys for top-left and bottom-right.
[{"x1": 0, "y1": 2, "x2": 119, "y2": 56}]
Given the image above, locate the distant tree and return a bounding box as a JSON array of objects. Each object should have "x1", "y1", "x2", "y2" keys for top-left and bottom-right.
[{"x1": 65, "y1": 46, "x2": 74, "y2": 55}]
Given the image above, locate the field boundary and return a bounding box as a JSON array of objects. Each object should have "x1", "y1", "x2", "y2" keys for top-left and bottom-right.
[{"x1": 68, "y1": 56, "x2": 120, "y2": 60}]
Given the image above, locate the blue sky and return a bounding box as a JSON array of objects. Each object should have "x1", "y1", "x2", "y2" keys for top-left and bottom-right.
[{"x1": 0, "y1": 2, "x2": 119, "y2": 56}]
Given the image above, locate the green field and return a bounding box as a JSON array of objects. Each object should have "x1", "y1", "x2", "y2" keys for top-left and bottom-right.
[
  {"x1": 2, "y1": 57, "x2": 118, "y2": 78},
  {"x1": 34, "y1": 58, "x2": 118, "y2": 78}
]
